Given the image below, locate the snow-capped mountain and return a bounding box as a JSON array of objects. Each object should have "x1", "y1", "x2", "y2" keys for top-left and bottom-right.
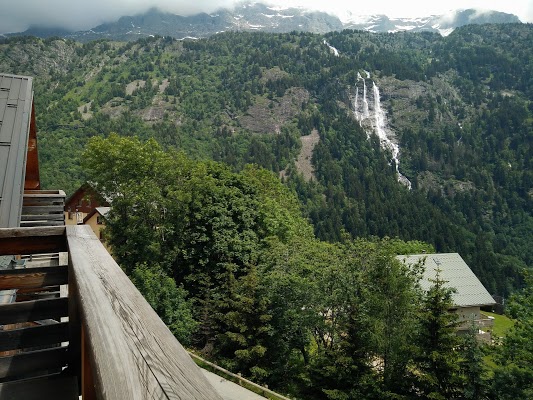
[
  {"x1": 65, "y1": 4, "x2": 343, "y2": 42},
  {"x1": 341, "y1": 9, "x2": 520, "y2": 36},
  {"x1": 9, "y1": 4, "x2": 521, "y2": 42}
]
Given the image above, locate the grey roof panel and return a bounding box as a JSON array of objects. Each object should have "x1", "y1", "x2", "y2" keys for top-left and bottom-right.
[
  {"x1": 397, "y1": 253, "x2": 496, "y2": 307},
  {"x1": 0, "y1": 73, "x2": 33, "y2": 228}
]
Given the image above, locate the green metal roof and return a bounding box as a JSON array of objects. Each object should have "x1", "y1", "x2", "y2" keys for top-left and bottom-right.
[
  {"x1": 397, "y1": 253, "x2": 496, "y2": 308},
  {"x1": 0, "y1": 73, "x2": 33, "y2": 228}
]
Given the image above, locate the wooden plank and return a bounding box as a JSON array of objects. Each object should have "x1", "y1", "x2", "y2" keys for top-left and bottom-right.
[
  {"x1": 0, "y1": 347, "x2": 68, "y2": 380},
  {"x1": 23, "y1": 258, "x2": 61, "y2": 267},
  {"x1": 0, "y1": 266, "x2": 67, "y2": 290},
  {"x1": 0, "y1": 235, "x2": 67, "y2": 256},
  {"x1": 20, "y1": 221, "x2": 65, "y2": 227},
  {"x1": 15, "y1": 292, "x2": 60, "y2": 302},
  {"x1": 24, "y1": 190, "x2": 65, "y2": 195},
  {"x1": 22, "y1": 202, "x2": 65, "y2": 209},
  {"x1": 0, "y1": 321, "x2": 69, "y2": 352},
  {"x1": 0, "y1": 374, "x2": 78, "y2": 400},
  {"x1": 23, "y1": 195, "x2": 65, "y2": 202},
  {"x1": 0, "y1": 226, "x2": 65, "y2": 238},
  {"x1": 21, "y1": 214, "x2": 65, "y2": 221},
  {"x1": 67, "y1": 225, "x2": 222, "y2": 400},
  {"x1": 15, "y1": 287, "x2": 60, "y2": 296},
  {"x1": 0, "y1": 297, "x2": 68, "y2": 325},
  {"x1": 22, "y1": 205, "x2": 64, "y2": 214},
  {"x1": 23, "y1": 197, "x2": 65, "y2": 203}
]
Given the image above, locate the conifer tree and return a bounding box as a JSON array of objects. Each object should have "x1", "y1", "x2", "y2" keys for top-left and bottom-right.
[{"x1": 414, "y1": 269, "x2": 463, "y2": 399}]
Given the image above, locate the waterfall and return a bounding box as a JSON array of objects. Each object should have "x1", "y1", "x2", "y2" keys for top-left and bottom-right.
[
  {"x1": 351, "y1": 72, "x2": 412, "y2": 190},
  {"x1": 354, "y1": 86, "x2": 360, "y2": 122},
  {"x1": 362, "y1": 79, "x2": 369, "y2": 118},
  {"x1": 323, "y1": 40, "x2": 340, "y2": 57}
]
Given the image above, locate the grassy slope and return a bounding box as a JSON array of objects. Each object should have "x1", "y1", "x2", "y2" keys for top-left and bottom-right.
[{"x1": 482, "y1": 311, "x2": 515, "y2": 339}]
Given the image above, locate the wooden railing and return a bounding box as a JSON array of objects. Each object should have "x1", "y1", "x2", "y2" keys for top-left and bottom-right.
[
  {"x1": 0, "y1": 225, "x2": 222, "y2": 399},
  {"x1": 21, "y1": 190, "x2": 66, "y2": 227}
]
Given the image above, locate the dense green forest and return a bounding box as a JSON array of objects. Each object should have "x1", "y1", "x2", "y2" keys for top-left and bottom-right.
[
  {"x1": 1, "y1": 24, "x2": 531, "y2": 398},
  {"x1": 81, "y1": 134, "x2": 532, "y2": 399},
  {"x1": 0, "y1": 25, "x2": 531, "y2": 295}
]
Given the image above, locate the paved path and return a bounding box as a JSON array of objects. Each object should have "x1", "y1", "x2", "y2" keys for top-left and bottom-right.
[{"x1": 201, "y1": 369, "x2": 267, "y2": 400}]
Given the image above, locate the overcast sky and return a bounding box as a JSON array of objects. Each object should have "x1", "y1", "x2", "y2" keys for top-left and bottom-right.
[{"x1": 0, "y1": 0, "x2": 531, "y2": 34}]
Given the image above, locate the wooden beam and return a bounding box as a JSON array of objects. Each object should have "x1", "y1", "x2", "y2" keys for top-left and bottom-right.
[
  {"x1": 0, "y1": 297, "x2": 68, "y2": 325},
  {"x1": 0, "y1": 266, "x2": 67, "y2": 290},
  {"x1": 0, "y1": 226, "x2": 65, "y2": 239},
  {"x1": 67, "y1": 225, "x2": 222, "y2": 400},
  {"x1": 0, "y1": 227, "x2": 66, "y2": 255},
  {"x1": 0, "y1": 321, "x2": 69, "y2": 352},
  {"x1": 0, "y1": 347, "x2": 68, "y2": 380}
]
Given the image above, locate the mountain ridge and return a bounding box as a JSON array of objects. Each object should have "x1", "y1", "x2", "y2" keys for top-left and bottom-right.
[{"x1": 4, "y1": 4, "x2": 521, "y2": 42}]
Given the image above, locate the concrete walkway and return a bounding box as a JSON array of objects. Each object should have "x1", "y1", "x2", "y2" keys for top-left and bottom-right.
[{"x1": 201, "y1": 369, "x2": 267, "y2": 400}]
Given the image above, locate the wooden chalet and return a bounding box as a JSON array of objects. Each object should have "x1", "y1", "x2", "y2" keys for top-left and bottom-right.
[
  {"x1": 398, "y1": 253, "x2": 496, "y2": 342},
  {"x1": 0, "y1": 73, "x2": 222, "y2": 399},
  {"x1": 64, "y1": 183, "x2": 109, "y2": 225}
]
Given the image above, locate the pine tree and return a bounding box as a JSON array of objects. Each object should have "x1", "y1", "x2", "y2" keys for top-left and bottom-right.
[
  {"x1": 460, "y1": 319, "x2": 488, "y2": 400},
  {"x1": 414, "y1": 269, "x2": 463, "y2": 399}
]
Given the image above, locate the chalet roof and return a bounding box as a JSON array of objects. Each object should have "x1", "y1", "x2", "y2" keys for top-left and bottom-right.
[
  {"x1": 65, "y1": 181, "x2": 110, "y2": 209},
  {"x1": 397, "y1": 253, "x2": 496, "y2": 308},
  {"x1": 83, "y1": 206, "x2": 111, "y2": 223},
  {"x1": 0, "y1": 73, "x2": 33, "y2": 228}
]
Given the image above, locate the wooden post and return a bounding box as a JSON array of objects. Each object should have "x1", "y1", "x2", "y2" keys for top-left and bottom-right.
[
  {"x1": 82, "y1": 325, "x2": 97, "y2": 400},
  {"x1": 67, "y1": 253, "x2": 82, "y2": 396}
]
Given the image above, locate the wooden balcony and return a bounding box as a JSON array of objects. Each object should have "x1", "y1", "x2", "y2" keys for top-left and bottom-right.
[
  {"x1": 0, "y1": 225, "x2": 222, "y2": 400},
  {"x1": 21, "y1": 190, "x2": 66, "y2": 228}
]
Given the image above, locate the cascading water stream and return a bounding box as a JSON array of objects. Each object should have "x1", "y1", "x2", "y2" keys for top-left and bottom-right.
[
  {"x1": 354, "y1": 87, "x2": 360, "y2": 122},
  {"x1": 352, "y1": 71, "x2": 412, "y2": 189},
  {"x1": 362, "y1": 79, "x2": 369, "y2": 119}
]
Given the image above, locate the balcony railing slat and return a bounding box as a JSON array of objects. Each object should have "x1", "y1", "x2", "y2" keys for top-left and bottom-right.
[
  {"x1": 0, "y1": 347, "x2": 68, "y2": 380},
  {"x1": 0, "y1": 226, "x2": 65, "y2": 239},
  {"x1": 0, "y1": 374, "x2": 78, "y2": 400},
  {"x1": 0, "y1": 297, "x2": 68, "y2": 325},
  {"x1": 0, "y1": 227, "x2": 67, "y2": 256},
  {"x1": 21, "y1": 214, "x2": 65, "y2": 221},
  {"x1": 21, "y1": 190, "x2": 66, "y2": 228},
  {"x1": 22, "y1": 205, "x2": 64, "y2": 214},
  {"x1": 0, "y1": 321, "x2": 69, "y2": 352},
  {"x1": 0, "y1": 265, "x2": 67, "y2": 290},
  {"x1": 20, "y1": 221, "x2": 65, "y2": 227},
  {"x1": 67, "y1": 225, "x2": 222, "y2": 400}
]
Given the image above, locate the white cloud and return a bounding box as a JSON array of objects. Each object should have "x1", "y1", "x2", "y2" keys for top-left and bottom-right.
[{"x1": 0, "y1": 0, "x2": 529, "y2": 33}]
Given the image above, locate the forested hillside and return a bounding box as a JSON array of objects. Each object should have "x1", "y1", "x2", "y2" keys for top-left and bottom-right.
[{"x1": 0, "y1": 23, "x2": 531, "y2": 298}]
